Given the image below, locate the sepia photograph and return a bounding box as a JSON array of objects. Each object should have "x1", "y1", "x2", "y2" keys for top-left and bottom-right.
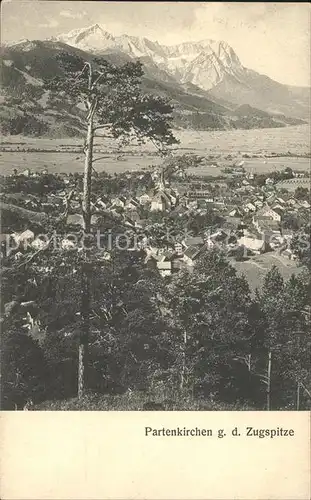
[{"x1": 1, "y1": 1, "x2": 310, "y2": 412}]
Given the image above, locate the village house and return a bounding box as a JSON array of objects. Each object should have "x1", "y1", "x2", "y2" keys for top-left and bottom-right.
[
  {"x1": 66, "y1": 214, "x2": 84, "y2": 227},
  {"x1": 182, "y1": 245, "x2": 204, "y2": 268},
  {"x1": 143, "y1": 247, "x2": 180, "y2": 277},
  {"x1": 223, "y1": 216, "x2": 243, "y2": 231},
  {"x1": 125, "y1": 197, "x2": 140, "y2": 211},
  {"x1": 22, "y1": 168, "x2": 31, "y2": 177},
  {"x1": 182, "y1": 236, "x2": 205, "y2": 250},
  {"x1": 207, "y1": 181, "x2": 228, "y2": 191},
  {"x1": 243, "y1": 202, "x2": 256, "y2": 213},
  {"x1": 95, "y1": 196, "x2": 109, "y2": 210},
  {"x1": 170, "y1": 205, "x2": 189, "y2": 217},
  {"x1": 237, "y1": 236, "x2": 270, "y2": 255},
  {"x1": 254, "y1": 218, "x2": 281, "y2": 235},
  {"x1": 256, "y1": 205, "x2": 283, "y2": 222},
  {"x1": 275, "y1": 196, "x2": 287, "y2": 205},
  {"x1": 156, "y1": 260, "x2": 172, "y2": 276},
  {"x1": 111, "y1": 196, "x2": 127, "y2": 208},
  {"x1": 226, "y1": 206, "x2": 243, "y2": 217},
  {"x1": 187, "y1": 200, "x2": 198, "y2": 210},
  {"x1": 271, "y1": 203, "x2": 285, "y2": 213},
  {"x1": 124, "y1": 210, "x2": 141, "y2": 224},
  {"x1": 298, "y1": 200, "x2": 310, "y2": 209},
  {"x1": 66, "y1": 214, "x2": 100, "y2": 227},
  {"x1": 276, "y1": 178, "x2": 310, "y2": 192},
  {"x1": 205, "y1": 230, "x2": 228, "y2": 249},
  {"x1": 187, "y1": 190, "x2": 214, "y2": 202}
]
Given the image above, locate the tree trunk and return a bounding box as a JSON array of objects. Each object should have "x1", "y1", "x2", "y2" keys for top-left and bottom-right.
[
  {"x1": 78, "y1": 91, "x2": 94, "y2": 398},
  {"x1": 266, "y1": 350, "x2": 272, "y2": 411},
  {"x1": 78, "y1": 263, "x2": 91, "y2": 399},
  {"x1": 82, "y1": 119, "x2": 94, "y2": 233},
  {"x1": 180, "y1": 330, "x2": 187, "y2": 390},
  {"x1": 296, "y1": 381, "x2": 301, "y2": 410}
]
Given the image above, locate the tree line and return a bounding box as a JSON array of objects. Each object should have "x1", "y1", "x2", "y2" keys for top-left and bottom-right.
[{"x1": 1, "y1": 245, "x2": 310, "y2": 410}]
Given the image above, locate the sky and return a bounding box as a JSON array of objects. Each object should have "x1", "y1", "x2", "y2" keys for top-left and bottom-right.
[{"x1": 2, "y1": 1, "x2": 310, "y2": 87}]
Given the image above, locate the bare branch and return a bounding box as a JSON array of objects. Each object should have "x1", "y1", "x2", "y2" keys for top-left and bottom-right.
[
  {"x1": 74, "y1": 63, "x2": 88, "y2": 82},
  {"x1": 91, "y1": 72, "x2": 107, "y2": 90},
  {"x1": 92, "y1": 156, "x2": 110, "y2": 164},
  {"x1": 15, "y1": 238, "x2": 53, "y2": 269},
  {"x1": 300, "y1": 383, "x2": 311, "y2": 398},
  {"x1": 86, "y1": 96, "x2": 98, "y2": 122},
  {"x1": 93, "y1": 123, "x2": 113, "y2": 131}
]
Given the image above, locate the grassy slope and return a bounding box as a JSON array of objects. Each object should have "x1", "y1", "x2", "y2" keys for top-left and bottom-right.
[{"x1": 231, "y1": 253, "x2": 304, "y2": 293}]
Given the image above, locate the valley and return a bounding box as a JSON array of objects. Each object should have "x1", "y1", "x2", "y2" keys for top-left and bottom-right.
[{"x1": 1, "y1": 125, "x2": 310, "y2": 176}]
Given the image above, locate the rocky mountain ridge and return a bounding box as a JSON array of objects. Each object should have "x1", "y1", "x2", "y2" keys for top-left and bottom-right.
[
  {"x1": 52, "y1": 24, "x2": 310, "y2": 119},
  {"x1": 0, "y1": 36, "x2": 308, "y2": 137},
  {"x1": 54, "y1": 24, "x2": 250, "y2": 90}
]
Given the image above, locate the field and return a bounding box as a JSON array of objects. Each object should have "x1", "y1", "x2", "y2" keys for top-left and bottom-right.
[
  {"x1": 0, "y1": 151, "x2": 163, "y2": 176},
  {"x1": 176, "y1": 124, "x2": 310, "y2": 155},
  {"x1": 231, "y1": 252, "x2": 304, "y2": 293},
  {"x1": 0, "y1": 124, "x2": 310, "y2": 176}
]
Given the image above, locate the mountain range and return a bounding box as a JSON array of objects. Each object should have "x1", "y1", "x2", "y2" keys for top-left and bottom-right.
[
  {"x1": 1, "y1": 24, "x2": 309, "y2": 137},
  {"x1": 55, "y1": 25, "x2": 310, "y2": 118}
]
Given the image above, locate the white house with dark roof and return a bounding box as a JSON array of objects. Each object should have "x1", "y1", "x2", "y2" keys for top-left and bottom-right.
[
  {"x1": 182, "y1": 245, "x2": 205, "y2": 267},
  {"x1": 111, "y1": 196, "x2": 127, "y2": 208},
  {"x1": 237, "y1": 236, "x2": 270, "y2": 255},
  {"x1": 125, "y1": 197, "x2": 140, "y2": 211},
  {"x1": 255, "y1": 205, "x2": 283, "y2": 221},
  {"x1": 182, "y1": 236, "x2": 204, "y2": 249}
]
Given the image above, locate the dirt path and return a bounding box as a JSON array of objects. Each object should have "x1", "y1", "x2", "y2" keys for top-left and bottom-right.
[
  {"x1": 270, "y1": 253, "x2": 293, "y2": 267},
  {"x1": 248, "y1": 259, "x2": 267, "y2": 270}
]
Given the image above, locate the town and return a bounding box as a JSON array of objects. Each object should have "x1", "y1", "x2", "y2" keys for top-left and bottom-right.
[{"x1": 1, "y1": 154, "x2": 309, "y2": 277}]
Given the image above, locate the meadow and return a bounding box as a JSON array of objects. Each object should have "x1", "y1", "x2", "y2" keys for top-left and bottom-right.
[
  {"x1": 0, "y1": 124, "x2": 310, "y2": 176},
  {"x1": 231, "y1": 253, "x2": 305, "y2": 293}
]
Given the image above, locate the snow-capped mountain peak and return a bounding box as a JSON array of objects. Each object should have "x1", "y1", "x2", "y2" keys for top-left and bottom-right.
[
  {"x1": 56, "y1": 24, "x2": 116, "y2": 52},
  {"x1": 53, "y1": 26, "x2": 244, "y2": 91}
]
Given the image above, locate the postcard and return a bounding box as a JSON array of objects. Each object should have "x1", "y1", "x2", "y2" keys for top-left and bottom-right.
[{"x1": 1, "y1": 2, "x2": 310, "y2": 499}]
